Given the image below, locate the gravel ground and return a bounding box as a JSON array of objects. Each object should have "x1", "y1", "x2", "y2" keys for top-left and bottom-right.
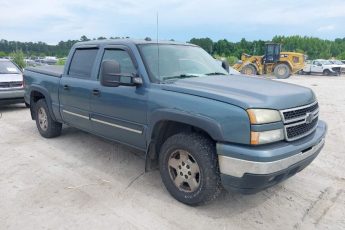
[{"x1": 0, "y1": 75, "x2": 344, "y2": 230}]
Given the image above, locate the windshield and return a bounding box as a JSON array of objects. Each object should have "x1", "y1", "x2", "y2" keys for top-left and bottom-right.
[
  {"x1": 138, "y1": 44, "x2": 228, "y2": 82},
  {"x1": 0, "y1": 61, "x2": 20, "y2": 74},
  {"x1": 320, "y1": 60, "x2": 333, "y2": 65},
  {"x1": 330, "y1": 60, "x2": 343, "y2": 65}
]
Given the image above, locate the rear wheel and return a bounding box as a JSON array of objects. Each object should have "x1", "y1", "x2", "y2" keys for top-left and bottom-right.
[
  {"x1": 241, "y1": 65, "x2": 257, "y2": 75},
  {"x1": 274, "y1": 63, "x2": 291, "y2": 79},
  {"x1": 159, "y1": 133, "x2": 221, "y2": 206},
  {"x1": 35, "y1": 99, "x2": 62, "y2": 138}
]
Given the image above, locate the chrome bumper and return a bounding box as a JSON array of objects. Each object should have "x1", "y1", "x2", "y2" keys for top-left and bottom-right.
[
  {"x1": 218, "y1": 138, "x2": 325, "y2": 178},
  {"x1": 0, "y1": 88, "x2": 24, "y2": 99}
]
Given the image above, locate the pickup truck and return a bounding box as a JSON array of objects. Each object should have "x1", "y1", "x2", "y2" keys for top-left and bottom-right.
[
  {"x1": 24, "y1": 39, "x2": 327, "y2": 205},
  {"x1": 302, "y1": 59, "x2": 342, "y2": 76}
]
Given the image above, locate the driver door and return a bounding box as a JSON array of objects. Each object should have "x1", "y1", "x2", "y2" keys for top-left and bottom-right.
[
  {"x1": 89, "y1": 46, "x2": 148, "y2": 150},
  {"x1": 311, "y1": 61, "x2": 323, "y2": 73}
]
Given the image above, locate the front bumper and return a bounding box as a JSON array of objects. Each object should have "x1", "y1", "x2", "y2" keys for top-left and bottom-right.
[
  {"x1": 0, "y1": 88, "x2": 25, "y2": 105},
  {"x1": 217, "y1": 120, "x2": 327, "y2": 194}
]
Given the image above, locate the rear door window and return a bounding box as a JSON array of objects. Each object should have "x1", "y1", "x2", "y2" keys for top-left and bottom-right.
[{"x1": 68, "y1": 48, "x2": 98, "y2": 79}]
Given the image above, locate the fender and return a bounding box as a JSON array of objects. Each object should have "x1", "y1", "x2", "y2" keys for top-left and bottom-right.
[
  {"x1": 147, "y1": 108, "x2": 224, "y2": 143},
  {"x1": 28, "y1": 84, "x2": 57, "y2": 121},
  {"x1": 144, "y1": 108, "x2": 224, "y2": 171}
]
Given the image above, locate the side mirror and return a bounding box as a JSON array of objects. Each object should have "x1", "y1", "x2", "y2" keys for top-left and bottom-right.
[
  {"x1": 100, "y1": 60, "x2": 142, "y2": 87},
  {"x1": 221, "y1": 60, "x2": 230, "y2": 73}
]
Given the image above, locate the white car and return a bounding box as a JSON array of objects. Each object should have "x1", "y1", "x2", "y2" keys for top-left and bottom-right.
[{"x1": 303, "y1": 59, "x2": 341, "y2": 76}]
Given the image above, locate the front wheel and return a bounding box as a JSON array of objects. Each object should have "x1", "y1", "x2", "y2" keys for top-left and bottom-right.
[
  {"x1": 323, "y1": 69, "x2": 331, "y2": 76},
  {"x1": 35, "y1": 99, "x2": 62, "y2": 138},
  {"x1": 159, "y1": 133, "x2": 221, "y2": 206},
  {"x1": 274, "y1": 63, "x2": 291, "y2": 79},
  {"x1": 241, "y1": 65, "x2": 257, "y2": 75}
]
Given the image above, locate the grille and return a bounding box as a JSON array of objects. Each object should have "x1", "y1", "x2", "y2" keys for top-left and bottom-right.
[
  {"x1": 332, "y1": 67, "x2": 340, "y2": 72},
  {"x1": 0, "y1": 81, "x2": 23, "y2": 88},
  {"x1": 281, "y1": 101, "x2": 319, "y2": 141},
  {"x1": 282, "y1": 102, "x2": 318, "y2": 122},
  {"x1": 286, "y1": 117, "x2": 318, "y2": 140}
]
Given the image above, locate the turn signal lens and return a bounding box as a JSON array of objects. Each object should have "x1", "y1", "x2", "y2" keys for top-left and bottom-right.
[{"x1": 250, "y1": 129, "x2": 284, "y2": 145}]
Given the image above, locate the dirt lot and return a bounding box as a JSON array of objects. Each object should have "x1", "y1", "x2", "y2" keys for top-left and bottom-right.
[{"x1": 0, "y1": 75, "x2": 344, "y2": 230}]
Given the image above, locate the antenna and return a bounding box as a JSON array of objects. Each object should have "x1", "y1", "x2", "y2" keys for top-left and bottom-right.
[
  {"x1": 156, "y1": 12, "x2": 160, "y2": 78},
  {"x1": 156, "y1": 12, "x2": 159, "y2": 43}
]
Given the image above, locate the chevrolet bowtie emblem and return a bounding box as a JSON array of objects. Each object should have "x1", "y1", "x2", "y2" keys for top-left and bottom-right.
[{"x1": 305, "y1": 112, "x2": 314, "y2": 124}]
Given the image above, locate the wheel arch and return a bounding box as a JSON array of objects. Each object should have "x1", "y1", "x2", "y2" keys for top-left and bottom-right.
[
  {"x1": 28, "y1": 85, "x2": 56, "y2": 121},
  {"x1": 145, "y1": 110, "x2": 223, "y2": 171},
  {"x1": 241, "y1": 63, "x2": 258, "y2": 73},
  {"x1": 276, "y1": 61, "x2": 293, "y2": 71}
]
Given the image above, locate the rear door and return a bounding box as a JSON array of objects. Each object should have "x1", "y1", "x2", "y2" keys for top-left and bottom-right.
[
  {"x1": 59, "y1": 47, "x2": 99, "y2": 131},
  {"x1": 303, "y1": 60, "x2": 312, "y2": 72},
  {"x1": 89, "y1": 46, "x2": 147, "y2": 150}
]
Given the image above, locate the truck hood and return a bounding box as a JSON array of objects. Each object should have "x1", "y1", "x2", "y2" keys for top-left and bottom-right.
[
  {"x1": 161, "y1": 75, "x2": 316, "y2": 110},
  {"x1": 0, "y1": 73, "x2": 23, "y2": 83},
  {"x1": 329, "y1": 64, "x2": 344, "y2": 68}
]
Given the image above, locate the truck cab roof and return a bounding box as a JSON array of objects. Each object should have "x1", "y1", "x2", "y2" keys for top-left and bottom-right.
[{"x1": 74, "y1": 39, "x2": 196, "y2": 48}]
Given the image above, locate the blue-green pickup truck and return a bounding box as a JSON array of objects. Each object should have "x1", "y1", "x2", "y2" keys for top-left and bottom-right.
[{"x1": 24, "y1": 39, "x2": 327, "y2": 205}]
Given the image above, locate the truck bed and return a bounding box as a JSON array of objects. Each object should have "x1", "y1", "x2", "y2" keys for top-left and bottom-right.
[{"x1": 25, "y1": 65, "x2": 64, "y2": 78}]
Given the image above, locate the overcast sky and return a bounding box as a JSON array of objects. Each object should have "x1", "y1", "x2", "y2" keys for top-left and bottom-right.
[{"x1": 1, "y1": 0, "x2": 345, "y2": 44}]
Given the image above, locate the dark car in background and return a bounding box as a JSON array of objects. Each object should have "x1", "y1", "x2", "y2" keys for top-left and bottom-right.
[{"x1": 0, "y1": 59, "x2": 26, "y2": 106}]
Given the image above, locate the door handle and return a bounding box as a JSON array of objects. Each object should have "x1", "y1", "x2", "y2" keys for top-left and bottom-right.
[
  {"x1": 92, "y1": 89, "x2": 100, "y2": 96},
  {"x1": 63, "y1": 85, "x2": 69, "y2": 90}
]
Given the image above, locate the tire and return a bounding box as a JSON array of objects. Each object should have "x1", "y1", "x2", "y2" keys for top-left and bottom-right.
[
  {"x1": 35, "y1": 99, "x2": 62, "y2": 138},
  {"x1": 159, "y1": 133, "x2": 221, "y2": 206},
  {"x1": 240, "y1": 65, "x2": 257, "y2": 75},
  {"x1": 323, "y1": 69, "x2": 331, "y2": 76},
  {"x1": 274, "y1": 63, "x2": 291, "y2": 79}
]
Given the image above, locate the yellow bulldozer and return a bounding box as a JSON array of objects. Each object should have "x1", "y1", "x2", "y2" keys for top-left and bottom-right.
[{"x1": 233, "y1": 43, "x2": 305, "y2": 79}]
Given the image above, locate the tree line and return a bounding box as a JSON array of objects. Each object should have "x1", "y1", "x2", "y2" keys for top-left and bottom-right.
[
  {"x1": 1, "y1": 35, "x2": 345, "y2": 63},
  {"x1": 0, "y1": 35, "x2": 128, "y2": 58},
  {"x1": 190, "y1": 36, "x2": 345, "y2": 64}
]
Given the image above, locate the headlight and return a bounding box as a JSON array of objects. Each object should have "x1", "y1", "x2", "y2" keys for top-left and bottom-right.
[
  {"x1": 251, "y1": 129, "x2": 284, "y2": 145},
  {"x1": 247, "y1": 109, "x2": 282, "y2": 124}
]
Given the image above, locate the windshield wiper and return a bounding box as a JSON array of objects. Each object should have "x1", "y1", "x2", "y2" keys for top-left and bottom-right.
[
  {"x1": 204, "y1": 72, "x2": 227, "y2": 75},
  {"x1": 162, "y1": 74, "x2": 200, "y2": 81}
]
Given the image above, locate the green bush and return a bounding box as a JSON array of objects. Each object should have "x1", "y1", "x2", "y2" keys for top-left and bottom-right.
[
  {"x1": 337, "y1": 52, "x2": 345, "y2": 60},
  {"x1": 0, "y1": 51, "x2": 7, "y2": 57},
  {"x1": 57, "y1": 58, "x2": 66, "y2": 66},
  {"x1": 10, "y1": 50, "x2": 26, "y2": 69},
  {"x1": 226, "y1": 56, "x2": 239, "y2": 65},
  {"x1": 214, "y1": 55, "x2": 239, "y2": 66}
]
